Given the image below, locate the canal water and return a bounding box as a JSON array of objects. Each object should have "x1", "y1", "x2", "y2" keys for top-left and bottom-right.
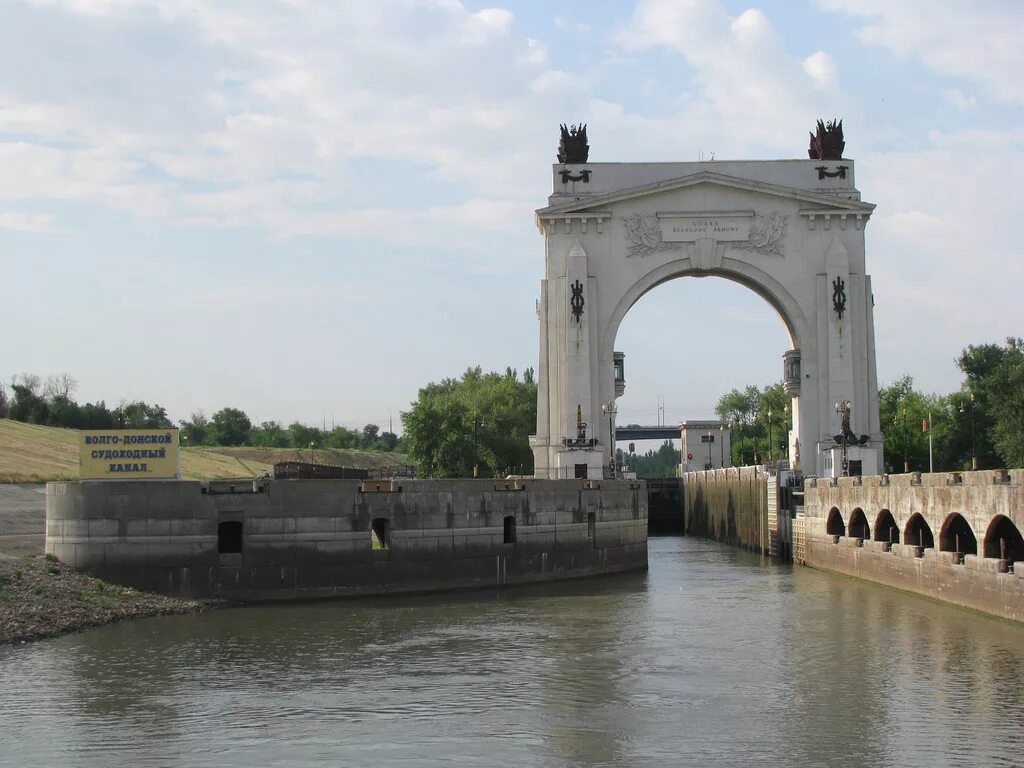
[{"x1": 1, "y1": 537, "x2": 1022, "y2": 767}]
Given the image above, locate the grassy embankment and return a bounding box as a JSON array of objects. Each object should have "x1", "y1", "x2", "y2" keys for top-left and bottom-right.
[{"x1": 0, "y1": 420, "x2": 409, "y2": 483}]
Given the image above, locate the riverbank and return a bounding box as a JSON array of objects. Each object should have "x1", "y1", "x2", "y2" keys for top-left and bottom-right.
[{"x1": 0, "y1": 555, "x2": 220, "y2": 644}]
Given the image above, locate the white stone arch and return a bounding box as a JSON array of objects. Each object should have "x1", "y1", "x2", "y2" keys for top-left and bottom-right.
[
  {"x1": 529, "y1": 160, "x2": 883, "y2": 480},
  {"x1": 600, "y1": 257, "x2": 808, "y2": 358}
]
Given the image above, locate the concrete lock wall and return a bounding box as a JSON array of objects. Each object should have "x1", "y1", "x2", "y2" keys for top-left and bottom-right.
[
  {"x1": 45, "y1": 478, "x2": 648, "y2": 601},
  {"x1": 800, "y1": 470, "x2": 1024, "y2": 623},
  {"x1": 682, "y1": 467, "x2": 769, "y2": 553}
]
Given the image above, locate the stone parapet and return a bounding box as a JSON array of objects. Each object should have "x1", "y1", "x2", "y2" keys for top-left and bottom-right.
[{"x1": 800, "y1": 470, "x2": 1024, "y2": 622}]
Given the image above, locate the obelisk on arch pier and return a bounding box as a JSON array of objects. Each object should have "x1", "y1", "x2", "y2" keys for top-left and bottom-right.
[{"x1": 530, "y1": 122, "x2": 883, "y2": 479}]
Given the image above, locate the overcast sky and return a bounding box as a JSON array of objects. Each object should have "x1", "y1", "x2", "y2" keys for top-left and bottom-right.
[{"x1": 1, "y1": 0, "x2": 1021, "y2": 433}]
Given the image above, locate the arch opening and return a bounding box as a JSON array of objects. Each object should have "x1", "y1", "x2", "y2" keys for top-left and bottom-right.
[
  {"x1": 371, "y1": 518, "x2": 390, "y2": 550},
  {"x1": 983, "y1": 515, "x2": 1024, "y2": 562},
  {"x1": 873, "y1": 509, "x2": 899, "y2": 544},
  {"x1": 939, "y1": 514, "x2": 977, "y2": 559},
  {"x1": 609, "y1": 274, "x2": 797, "y2": 473},
  {"x1": 904, "y1": 513, "x2": 934, "y2": 549},
  {"x1": 826, "y1": 507, "x2": 846, "y2": 537},
  {"x1": 848, "y1": 508, "x2": 869, "y2": 539}
]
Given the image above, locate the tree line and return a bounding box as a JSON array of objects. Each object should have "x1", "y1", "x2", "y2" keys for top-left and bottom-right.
[
  {"x1": 0, "y1": 373, "x2": 403, "y2": 454},
  {"x1": 401, "y1": 366, "x2": 536, "y2": 478},
  {"x1": 712, "y1": 337, "x2": 1024, "y2": 473}
]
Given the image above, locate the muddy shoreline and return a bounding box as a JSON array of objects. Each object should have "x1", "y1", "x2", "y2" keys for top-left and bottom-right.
[{"x1": 0, "y1": 555, "x2": 222, "y2": 644}]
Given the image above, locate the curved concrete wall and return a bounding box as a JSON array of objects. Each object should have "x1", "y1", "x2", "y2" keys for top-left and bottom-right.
[
  {"x1": 46, "y1": 478, "x2": 647, "y2": 600},
  {"x1": 801, "y1": 470, "x2": 1024, "y2": 623}
]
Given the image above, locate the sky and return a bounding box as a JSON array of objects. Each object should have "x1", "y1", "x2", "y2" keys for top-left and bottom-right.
[{"x1": 1, "y1": 0, "x2": 1021, "y2": 434}]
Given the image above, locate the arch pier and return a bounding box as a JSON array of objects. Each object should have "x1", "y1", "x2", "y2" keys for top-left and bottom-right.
[{"x1": 800, "y1": 470, "x2": 1024, "y2": 623}]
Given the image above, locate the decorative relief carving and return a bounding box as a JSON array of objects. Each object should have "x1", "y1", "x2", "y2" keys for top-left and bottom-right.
[
  {"x1": 815, "y1": 165, "x2": 848, "y2": 180},
  {"x1": 622, "y1": 214, "x2": 682, "y2": 258},
  {"x1": 735, "y1": 213, "x2": 788, "y2": 256},
  {"x1": 622, "y1": 212, "x2": 788, "y2": 257},
  {"x1": 560, "y1": 169, "x2": 591, "y2": 183}
]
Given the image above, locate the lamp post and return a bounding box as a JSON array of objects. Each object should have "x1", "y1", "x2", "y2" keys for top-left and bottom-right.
[
  {"x1": 706, "y1": 430, "x2": 713, "y2": 470},
  {"x1": 738, "y1": 419, "x2": 744, "y2": 465},
  {"x1": 901, "y1": 406, "x2": 910, "y2": 473},
  {"x1": 959, "y1": 393, "x2": 976, "y2": 470},
  {"x1": 783, "y1": 402, "x2": 790, "y2": 464},
  {"x1": 719, "y1": 424, "x2": 725, "y2": 467},
  {"x1": 309, "y1": 441, "x2": 315, "y2": 464},
  {"x1": 601, "y1": 401, "x2": 616, "y2": 478},
  {"x1": 472, "y1": 412, "x2": 480, "y2": 478},
  {"x1": 767, "y1": 408, "x2": 773, "y2": 463},
  {"x1": 835, "y1": 399, "x2": 850, "y2": 477}
]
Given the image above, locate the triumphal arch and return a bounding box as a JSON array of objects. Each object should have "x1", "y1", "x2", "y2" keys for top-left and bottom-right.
[{"x1": 530, "y1": 123, "x2": 883, "y2": 479}]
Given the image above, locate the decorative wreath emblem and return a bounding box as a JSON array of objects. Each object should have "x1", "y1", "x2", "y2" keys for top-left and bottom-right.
[
  {"x1": 832, "y1": 277, "x2": 847, "y2": 320},
  {"x1": 570, "y1": 280, "x2": 585, "y2": 323}
]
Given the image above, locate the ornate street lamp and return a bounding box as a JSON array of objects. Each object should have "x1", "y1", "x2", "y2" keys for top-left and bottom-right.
[
  {"x1": 959, "y1": 393, "x2": 977, "y2": 470},
  {"x1": 601, "y1": 401, "x2": 617, "y2": 478}
]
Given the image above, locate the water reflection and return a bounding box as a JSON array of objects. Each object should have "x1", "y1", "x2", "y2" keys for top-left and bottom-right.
[{"x1": 0, "y1": 538, "x2": 1022, "y2": 768}]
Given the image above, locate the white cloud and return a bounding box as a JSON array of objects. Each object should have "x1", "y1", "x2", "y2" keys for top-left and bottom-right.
[
  {"x1": 803, "y1": 51, "x2": 838, "y2": 90},
  {"x1": 617, "y1": 0, "x2": 845, "y2": 150},
  {"x1": 818, "y1": 0, "x2": 1024, "y2": 104},
  {"x1": 941, "y1": 88, "x2": 975, "y2": 111},
  {"x1": 0, "y1": 211, "x2": 56, "y2": 232}
]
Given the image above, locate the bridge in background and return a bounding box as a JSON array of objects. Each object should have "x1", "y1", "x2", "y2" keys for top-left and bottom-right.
[{"x1": 615, "y1": 425, "x2": 679, "y2": 442}]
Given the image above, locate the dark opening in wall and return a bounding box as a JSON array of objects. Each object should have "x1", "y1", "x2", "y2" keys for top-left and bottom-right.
[
  {"x1": 575, "y1": 464, "x2": 588, "y2": 479},
  {"x1": 826, "y1": 507, "x2": 846, "y2": 537},
  {"x1": 218, "y1": 521, "x2": 243, "y2": 554},
  {"x1": 587, "y1": 511, "x2": 596, "y2": 543},
  {"x1": 503, "y1": 515, "x2": 516, "y2": 544},
  {"x1": 904, "y1": 513, "x2": 934, "y2": 549},
  {"x1": 983, "y1": 515, "x2": 1024, "y2": 561},
  {"x1": 371, "y1": 518, "x2": 390, "y2": 550},
  {"x1": 874, "y1": 509, "x2": 899, "y2": 543},
  {"x1": 848, "y1": 508, "x2": 869, "y2": 539},
  {"x1": 939, "y1": 513, "x2": 977, "y2": 558}
]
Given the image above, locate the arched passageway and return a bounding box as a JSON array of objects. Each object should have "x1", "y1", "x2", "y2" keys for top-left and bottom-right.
[
  {"x1": 939, "y1": 513, "x2": 977, "y2": 559},
  {"x1": 983, "y1": 516, "x2": 1024, "y2": 562},
  {"x1": 904, "y1": 513, "x2": 934, "y2": 549},
  {"x1": 873, "y1": 509, "x2": 899, "y2": 544},
  {"x1": 826, "y1": 507, "x2": 846, "y2": 537},
  {"x1": 848, "y1": 508, "x2": 869, "y2": 539}
]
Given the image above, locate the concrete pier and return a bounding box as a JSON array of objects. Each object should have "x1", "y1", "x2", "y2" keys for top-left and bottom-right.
[{"x1": 45, "y1": 478, "x2": 648, "y2": 601}]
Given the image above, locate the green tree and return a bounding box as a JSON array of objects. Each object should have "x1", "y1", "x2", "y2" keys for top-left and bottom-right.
[
  {"x1": 950, "y1": 338, "x2": 1024, "y2": 470},
  {"x1": 0, "y1": 383, "x2": 7, "y2": 418},
  {"x1": 987, "y1": 339, "x2": 1024, "y2": 467},
  {"x1": 8, "y1": 375, "x2": 48, "y2": 424},
  {"x1": 251, "y1": 421, "x2": 289, "y2": 448},
  {"x1": 715, "y1": 382, "x2": 790, "y2": 465},
  {"x1": 121, "y1": 401, "x2": 173, "y2": 429},
  {"x1": 287, "y1": 422, "x2": 322, "y2": 450},
  {"x1": 360, "y1": 424, "x2": 380, "y2": 449},
  {"x1": 402, "y1": 366, "x2": 536, "y2": 477},
  {"x1": 209, "y1": 407, "x2": 252, "y2": 446},
  {"x1": 79, "y1": 401, "x2": 114, "y2": 429},
  {"x1": 180, "y1": 411, "x2": 210, "y2": 445},
  {"x1": 324, "y1": 426, "x2": 359, "y2": 449},
  {"x1": 622, "y1": 441, "x2": 680, "y2": 478}
]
